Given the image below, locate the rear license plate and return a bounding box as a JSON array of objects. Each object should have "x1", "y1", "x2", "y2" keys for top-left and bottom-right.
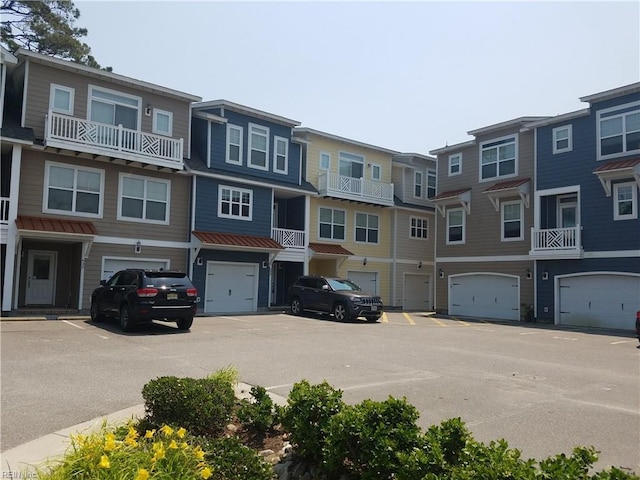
[
  {"x1": 167, "y1": 293, "x2": 178, "y2": 300},
  {"x1": 371, "y1": 306, "x2": 377, "y2": 311}
]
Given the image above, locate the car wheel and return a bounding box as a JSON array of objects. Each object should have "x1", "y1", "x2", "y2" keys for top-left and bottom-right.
[
  {"x1": 90, "y1": 301, "x2": 104, "y2": 323},
  {"x1": 291, "y1": 297, "x2": 302, "y2": 316},
  {"x1": 119, "y1": 305, "x2": 136, "y2": 332},
  {"x1": 177, "y1": 316, "x2": 193, "y2": 331},
  {"x1": 333, "y1": 303, "x2": 348, "y2": 322}
]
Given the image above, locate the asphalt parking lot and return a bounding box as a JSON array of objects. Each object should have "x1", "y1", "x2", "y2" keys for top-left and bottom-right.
[{"x1": 1, "y1": 311, "x2": 639, "y2": 473}]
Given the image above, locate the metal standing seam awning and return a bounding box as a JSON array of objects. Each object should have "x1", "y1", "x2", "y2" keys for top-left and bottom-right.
[
  {"x1": 430, "y1": 188, "x2": 472, "y2": 217},
  {"x1": 15, "y1": 215, "x2": 97, "y2": 259},
  {"x1": 191, "y1": 231, "x2": 284, "y2": 265},
  {"x1": 593, "y1": 158, "x2": 640, "y2": 196},
  {"x1": 482, "y1": 178, "x2": 531, "y2": 211},
  {"x1": 308, "y1": 242, "x2": 354, "y2": 268}
]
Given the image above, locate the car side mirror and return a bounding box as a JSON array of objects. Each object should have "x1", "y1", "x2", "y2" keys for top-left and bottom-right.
[
  {"x1": 321, "y1": 284, "x2": 329, "y2": 291},
  {"x1": 100, "y1": 280, "x2": 107, "y2": 286}
]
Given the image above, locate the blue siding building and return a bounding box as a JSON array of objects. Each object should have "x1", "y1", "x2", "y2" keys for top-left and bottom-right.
[
  {"x1": 528, "y1": 83, "x2": 640, "y2": 330},
  {"x1": 187, "y1": 101, "x2": 316, "y2": 313}
]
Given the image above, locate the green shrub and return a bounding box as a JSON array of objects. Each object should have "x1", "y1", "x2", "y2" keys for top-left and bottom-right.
[
  {"x1": 36, "y1": 422, "x2": 214, "y2": 480},
  {"x1": 237, "y1": 385, "x2": 277, "y2": 434},
  {"x1": 280, "y1": 380, "x2": 344, "y2": 463},
  {"x1": 323, "y1": 396, "x2": 421, "y2": 479},
  {"x1": 141, "y1": 375, "x2": 235, "y2": 437},
  {"x1": 197, "y1": 436, "x2": 274, "y2": 480},
  {"x1": 207, "y1": 364, "x2": 240, "y2": 386}
]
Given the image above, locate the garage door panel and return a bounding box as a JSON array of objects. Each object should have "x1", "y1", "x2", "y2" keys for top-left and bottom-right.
[
  {"x1": 347, "y1": 271, "x2": 377, "y2": 295},
  {"x1": 404, "y1": 274, "x2": 431, "y2": 310},
  {"x1": 450, "y1": 274, "x2": 519, "y2": 321},
  {"x1": 205, "y1": 262, "x2": 258, "y2": 314},
  {"x1": 559, "y1": 274, "x2": 639, "y2": 330}
]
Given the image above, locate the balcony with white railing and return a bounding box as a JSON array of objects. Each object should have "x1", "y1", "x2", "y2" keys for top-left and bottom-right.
[
  {"x1": 318, "y1": 172, "x2": 394, "y2": 206},
  {"x1": 272, "y1": 227, "x2": 306, "y2": 262},
  {"x1": 45, "y1": 112, "x2": 184, "y2": 170},
  {"x1": 530, "y1": 226, "x2": 583, "y2": 259}
]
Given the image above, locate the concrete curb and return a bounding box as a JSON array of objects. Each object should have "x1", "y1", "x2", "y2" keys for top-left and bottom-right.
[{"x1": 0, "y1": 382, "x2": 288, "y2": 476}]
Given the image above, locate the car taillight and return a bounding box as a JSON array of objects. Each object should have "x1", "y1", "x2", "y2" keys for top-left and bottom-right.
[
  {"x1": 137, "y1": 288, "x2": 158, "y2": 298},
  {"x1": 186, "y1": 288, "x2": 198, "y2": 297}
]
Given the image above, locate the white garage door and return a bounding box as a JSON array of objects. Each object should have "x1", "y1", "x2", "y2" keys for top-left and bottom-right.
[
  {"x1": 559, "y1": 274, "x2": 640, "y2": 330},
  {"x1": 205, "y1": 262, "x2": 258, "y2": 313},
  {"x1": 404, "y1": 274, "x2": 431, "y2": 310},
  {"x1": 102, "y1": 258, "x2": 169, "y2": 281},
  {"x1": 450, "y1": 273, "x2": 519, "y2": 321},
  {"x1": 347, "y1": 271, "x2": 377, "y2": 294}
]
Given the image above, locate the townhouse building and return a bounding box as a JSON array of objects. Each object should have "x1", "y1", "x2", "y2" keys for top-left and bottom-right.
[
  {"x1": 1, "y1": 49, "x2": 200, "y2": 314},
  {"x1": 429, "y1": 117, "x2": 547, "y2": 321},
  {"x1": 390, "y1": 153, "x2": 437, "y2": 310},
  {"x1": 526, "y1": 83, "x2": 640, "y2": 330},
  {"x1": 187, "y1": 100, "x2": 316, "y2": 314}
]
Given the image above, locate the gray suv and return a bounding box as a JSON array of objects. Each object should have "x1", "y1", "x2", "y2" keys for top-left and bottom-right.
[{"x1": 289, "y1": 276, "x2": 383, "y2": 322}]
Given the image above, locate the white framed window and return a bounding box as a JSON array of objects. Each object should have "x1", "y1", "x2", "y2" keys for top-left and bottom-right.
[
  {"x1": 118, "y1": 174, "x2": 170, "y2": 224},
  {"x1": 480, "y1": 135, "x2": 517, "y2": 181},
  {"x1": 448, "y1": 153, "x2": 461, "y2": 176},
  {"x1": 319, "y1": 152, "x2": 331, "y2": 171},
  {"x1": 410, "y1": 216, "x2": 429, "y2": 239},
  {"x1": 152, "y1": 109, "x2": 173, "y2": 136},
  {"x1": 273, "y1": 136, "x2": 288, "y2": 174},
  {"x1": 355, "y1": 212, "x2": 379, "y2": 244},
  {"x1": 248, "y1": 123, "x2": 269, "y2": 170},
  {"x1": 446, "y1": 208, "x2": 465, "y2": 245},
  {"x1": 88, "y1": 85, "x2": 141, "y2": 130},
  {"x1": 218, "y1": 185, "x2": 252, "y2": 220},
  {"x1": 371, "y1": 164, "x2": 381, "y2": 181},
  {"x1": 501, "y1": 200, "x2": 523, "y2": 241},
  {"x1": 44, "y1": 161, "x2": 104, "y2": 217},
  {"x1": 427, "y1": 170, "x2": 437, "y2": 198},
  {"x1": 319, "y1": 207, "x2": 345, "y2": 240},
  {"x1": 597, "y1": 102, "x2": 640, "y2": 160},
  {"x1": 552, "y1": 125, "x2": 572, "y2": 154},
  {"x1": 414, "y1": 171, "x2": 423, "y2": 198},
  {"x1": 613, "y1": 182, "x2": 637, "y2": 220},
  {"x1": 339, "y1": 151, "x2": 364, "y2": 178},
  {"x1": 49, "y1": 84, "x2": 74, "y2": 115},
  {"x1": 226, "y1": 124, "x2": 243, "y2": 165}
]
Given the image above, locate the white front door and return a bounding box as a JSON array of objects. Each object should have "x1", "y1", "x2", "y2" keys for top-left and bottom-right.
[
  {"x1": 205, "y1": 262, "x2": 258, "y2": 313},
  {"x1": 25, "y1": 250, "x2": 57, "y2": 305}
]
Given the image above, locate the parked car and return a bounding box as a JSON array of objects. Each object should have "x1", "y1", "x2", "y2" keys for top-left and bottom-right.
[
  {"x1": 636, "y1": 311, "x2": 640, "y2": 343},
  {"x1": 90, "y1": 269, "x2": 198, "y2": 332},
  {"x1": 289, "y1": 275, "x2": 383, "y2": 322}
]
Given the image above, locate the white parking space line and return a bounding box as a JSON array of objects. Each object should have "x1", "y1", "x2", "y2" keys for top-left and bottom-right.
[
  {"x1": 552, "y1": 336, "x2": 578, "y2": 341},
  {"x1": 520, "y1": 332, "x2": 539, "y2": 336},
  {"x1": 220, "y1": 316, "x2": 251, "y2": 323},
  {"x1": 610, "y1": 340, "x2": 635, "y2": 345},
  {"x1": 62, "y1": 320, "x2": 84, "y2": 329},
  {"x1": 97, "y1": 335, "x2": 109, "y2": 340}
]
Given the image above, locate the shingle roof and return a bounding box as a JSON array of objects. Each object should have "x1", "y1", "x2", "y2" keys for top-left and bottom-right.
[
  {"x1": 309, "y1": 243, "x2": 353, "y2": 256},
  {"x1": 193, "y1": 231, "x2": 283, "y2": 250},
  {"x1": 16, "y1": 215, "x2": 97, "y2": 235}
]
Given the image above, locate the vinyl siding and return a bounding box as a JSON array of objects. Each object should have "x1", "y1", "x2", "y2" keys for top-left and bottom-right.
[
  {"x1": 24, "y1": 61, "x2": 192, "y2": 158},
  {"x1": 18, "y1": 149, "x2": 191, "y2": 242}
]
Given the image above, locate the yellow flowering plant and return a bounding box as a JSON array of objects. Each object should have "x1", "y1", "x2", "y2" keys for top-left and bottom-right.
[{"x1": 36, "y1": 421, "x2": 215, "y2": 480}]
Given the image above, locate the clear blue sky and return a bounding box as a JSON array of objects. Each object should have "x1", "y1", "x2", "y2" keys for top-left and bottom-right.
[{"x1": 76, "y1": 1, "x2": 639, "y2": 153}]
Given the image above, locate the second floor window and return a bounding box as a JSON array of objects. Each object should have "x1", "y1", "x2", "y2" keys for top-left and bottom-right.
[
  {"x1": 553, "y1": 125, "x2": 572, "y2": 153},
  {"x1": 274, "y1": 137, "x2": 288, "y2": 174},
  {"x1": 414, "y1": 171, "x2": 423, "y2": 198},
  {"x1": 248, "y1": 124, "x2": 269, "y2": 170},
  {"x1": 89, "y1": 85, "x2": 140, "y2": 130},
  {"x1": 226, "y1": 124, "x2": 243, "y2": 165},
  {"x1": 339, "y1": 152, "x2": 364, "y2": 178},
  {"x1": 480, "y1": 136, "x2": 516, "y2": 181},
  {"x1": 319, "y1": 207, "x2": 345, "y2": 240},
  {"x1": 355, "y1": 213, "x2": 379, "y2": 243},
  {"x1": 447, "y1": 208, "x2": 465, "y2": 244},
  {"x1": 614, "y1": 182, "x2": 637, "y2": 220},
  {"x1": 448, "y1": 153, "x2": 461, "y2": 176},
  {"x1": 119, "y1": 174, "x2": 170, "y2": 224},
  {"x1": 598, "y1": 103, "x2": 640, "y2": 159},
  {"x1": 501, "y1": 201, "x2": 523, "y2": 241},
  {"x1": 427, "y1": 170, "x2": 437, "y2": 198},
  {"x1": 45, "y1": 162, "x2": 103, "y2": 217},
  {"x1": 219, "y1": 185, "x2": 252, "y2": 220},
  {"x1": 410, "y1": 216, "x2": 428, "y2": 239}
]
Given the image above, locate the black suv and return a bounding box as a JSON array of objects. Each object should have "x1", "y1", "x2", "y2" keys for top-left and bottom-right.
[
  {"x1": 90, "y1": 269, "x2": 198, "y2": 332},
  {"x1": 289, "y1": 275, "x2": 383, "y2": 322}
]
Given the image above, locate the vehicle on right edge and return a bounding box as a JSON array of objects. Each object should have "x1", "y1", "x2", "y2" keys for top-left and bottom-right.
[
  {"x1": 636, "y1": 311, "x2": 640, "y2": 343},
  {"x1": 289, "y1": 275, "x2": 383, "y2": 322}
]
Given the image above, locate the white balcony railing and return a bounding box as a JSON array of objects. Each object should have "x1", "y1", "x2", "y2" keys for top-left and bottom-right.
[
  {"x1": 530, "y1": 226, "x2": 582, "y2": 257},
  {"x1": 0, "y1": 197, "x2": 9, "y2": 225},
  {"x1": 318, "y1": 172, "x2": 394, "y2": 206},
  {"x1": 272, "y1": 227, "x2": 305, "y2": 249},
  {"x1": 45, "y1": 112, "x2": 184, "y2": 168}
]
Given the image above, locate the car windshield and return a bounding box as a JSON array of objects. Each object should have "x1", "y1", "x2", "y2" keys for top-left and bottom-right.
[{"x1": 327, "y1": 278, "x2": 361, "y2": 291}]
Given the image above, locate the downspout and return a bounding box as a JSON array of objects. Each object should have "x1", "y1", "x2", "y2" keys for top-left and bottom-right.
[
  {"x1": 4, "y1": 145, "x2": 22, "y2": 312},
  {"x1": 188, "y1": 174, "x2": 197, "y2": 280}
]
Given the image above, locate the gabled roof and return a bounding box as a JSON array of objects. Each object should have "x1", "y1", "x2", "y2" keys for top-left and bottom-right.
[{"x1": 593, "y1": 158, "x2": 640, "y2": 196}]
